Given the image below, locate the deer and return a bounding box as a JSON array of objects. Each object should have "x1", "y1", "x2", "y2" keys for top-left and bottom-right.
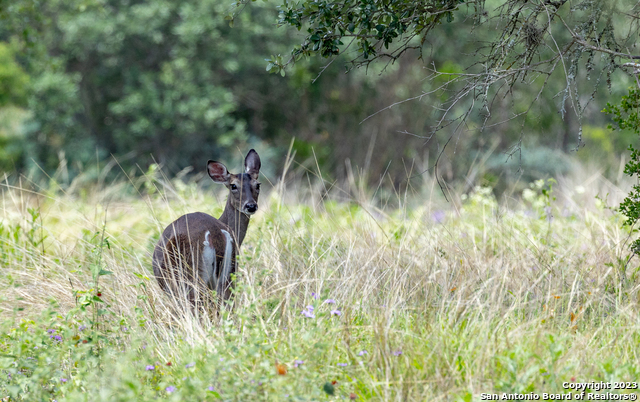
[{"x1": 152, "y1": 149, "x2": 261, "y2": 307}]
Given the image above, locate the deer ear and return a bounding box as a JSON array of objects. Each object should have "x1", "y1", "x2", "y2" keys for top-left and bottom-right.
[
  {"x1": 207, "y1": 160, "x2": 229, "y2": 184},
  {"x1": 244, "y1": 149, "x2": 261, "y2": 178}
]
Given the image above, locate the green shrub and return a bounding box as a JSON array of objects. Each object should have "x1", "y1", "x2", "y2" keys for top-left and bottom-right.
[{"x1": 604, "y1": 87, "x2": 640, "y2": 252}]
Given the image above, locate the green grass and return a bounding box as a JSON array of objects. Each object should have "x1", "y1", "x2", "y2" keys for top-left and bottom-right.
[{"x1": 0, "y1": 168, "x2": 639, "y2": 401}]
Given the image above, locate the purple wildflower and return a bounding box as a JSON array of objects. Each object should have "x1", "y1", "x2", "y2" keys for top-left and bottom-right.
[
  {"x1": 337, "y1": 363, "x2": 348, "y2": 367},
  {"x1": 207, "y1": 386, "x2": 215, "y2": 392},
  {"x1": 185, "y1": 362, "x2": 195, "y2": 368},
  {"x1": 331, "y1": 310, "x2": 342, "y2": 316},
  {"x1": 294, "y1": 360, "x2": 304, "y2": 368},
  {"x1": 358, "y1": 350, "x2": 368, "y2": 356},
  {"x1": 51, "y1": 335, "x2": 62, "y2": 342},
  {"x1": 145, "y1": 365, "x2": 155, "y2": 371},
  {"x1": 323, "y1": 299, "x2": 336, "y2": 304},
  {"x1": 432, "y1": 210, "x2": 446, "y2": 224},
  {"x1": 393, "y1": 350, "x2": 402, "y2": 356},
  {"x1": 78, "y1": 325, "x2": 87, "y2": 332},
  {"x1": 301, "y1": 305, "x2": 316, "y2": 318},
  {"x1": 165, "y1": 386, "x2": 177, "y2": 393},
  {"x1": 311, "y1": 292, "x2": 319, "y2": 299},
  {"x1": 219, "y1": 357, "x2": 224, "y2": 361},
  {"x1": 47, "y1": 329, "x2": 56, "y2": 334},
  {"x1": 60, "y1": 378, "x2": 68, "y2": 383}
]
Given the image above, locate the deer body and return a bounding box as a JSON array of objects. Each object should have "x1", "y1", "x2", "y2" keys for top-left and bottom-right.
[{"x1": 152, "y1": 150, "x2": 261, "y2": 304}]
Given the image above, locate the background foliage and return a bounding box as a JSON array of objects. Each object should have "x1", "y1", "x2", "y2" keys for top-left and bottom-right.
[{"x1": 0, "y1": 0, "x2": 637, "y2": 191}]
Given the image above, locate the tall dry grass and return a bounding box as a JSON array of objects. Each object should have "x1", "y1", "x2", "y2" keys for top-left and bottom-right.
[{"x1": 0, "y1": 157, "x2": 639, "y2": 401}]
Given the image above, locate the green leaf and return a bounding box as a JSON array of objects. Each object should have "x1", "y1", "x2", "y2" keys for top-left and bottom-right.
[
  {"x1": 133, "y1": 272, "x2": 148, "y2": 280},
  {"x1": 323, "y1": 382, "x2": 335, "y2": 395}
]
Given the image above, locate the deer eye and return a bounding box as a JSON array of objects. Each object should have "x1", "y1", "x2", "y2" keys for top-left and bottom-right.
[
  {"x1": 230, "y1": 184, "x2": 237, "y2": 191},
  {"x1": 256, "y1": 183, "x2": 261, "y2": 190}
]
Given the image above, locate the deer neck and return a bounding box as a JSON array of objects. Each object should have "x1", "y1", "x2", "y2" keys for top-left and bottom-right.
[{"x1": 218, "y1": 198, "x2": 250, "y2": 247}]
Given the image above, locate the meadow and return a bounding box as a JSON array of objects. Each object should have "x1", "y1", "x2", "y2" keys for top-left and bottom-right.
[{"x1": 0, "y1": 159, "x2": 639, "y2": 401}]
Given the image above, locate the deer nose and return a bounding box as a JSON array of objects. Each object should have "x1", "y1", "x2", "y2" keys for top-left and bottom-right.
[{"x1": 245, "y1": 203, "x2": 258, "y2": 213}]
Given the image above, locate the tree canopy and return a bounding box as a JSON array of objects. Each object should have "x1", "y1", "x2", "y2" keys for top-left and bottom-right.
[
  {"x1": 262, "y1": 0, "x2": 640, "y2": 149},
  {"x1": 1, "y1": 0, "x2": 399, "y2": 180},
  {"x1": 0, "y1": 0, "x2": 637, "y2": 190}
]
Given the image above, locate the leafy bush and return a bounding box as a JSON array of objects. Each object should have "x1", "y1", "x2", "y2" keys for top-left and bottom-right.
[
  {"x1": 604, "y1": 87, "x2": 640, "y2": 253},
  {"x1": 0, "y1": 42, "x2": 29, "y2": 108}
]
